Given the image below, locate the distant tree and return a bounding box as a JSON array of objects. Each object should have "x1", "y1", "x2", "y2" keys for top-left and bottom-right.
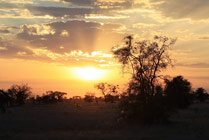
[
  {"x1": 164, "y1": 76, "x2": 192, "y2": 109},
  {"x1": 72, "y1": 96, "x2": 82, "y2": 100},
  {"x1": 194, "y1": 87, "x2": 208, "y2": 102},
  {"x1": 0, "y1": 89, "x2": 8, "y2": 113},
  {"x1": 84, "y1": 92, "x2": 95, "y2": 103},
  {"x1": 49, "y1": 91, "x2": 67, "y2": 102},
  {"x1": 95, "y1": 83, "x2": 119, "y2": 103},
  {"x1": 113, "y1": 35, "x2": 176, "y2": 123},
  {"x1": 37, "y1": 91, "x2": 67, "y2": 104},
  {"x1": 7, "y1": 84, "x2": 31, "y2": 105}
]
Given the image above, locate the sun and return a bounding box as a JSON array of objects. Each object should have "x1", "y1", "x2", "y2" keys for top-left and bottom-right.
[{"x1": 73, "y1": 67, "x2": 105, "y2": 81}]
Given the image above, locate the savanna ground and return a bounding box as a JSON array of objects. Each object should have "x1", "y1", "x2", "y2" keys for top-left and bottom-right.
[{"x1": 0, "y1": 100, "x2": 209, "y2": 140}]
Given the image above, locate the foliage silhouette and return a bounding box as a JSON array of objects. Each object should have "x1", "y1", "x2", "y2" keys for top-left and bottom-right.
[
  {"x1": 164, "y1": 76, "x2": 192, "y2": 109},
  {"x1": 7, "y1": 84, "x2": 31, "y2": 106},
  {"x1": 0, "y1": 89, "x2": 8, "y2": 113},
  {"x1": 95, "y1": 83, "x2": 119, "y2": 103},
  {"x1": 35, "y1": 91, "x2": 67, "y2": 104},
  {"x1": 194, "y1": 87, "x2": 209, "y2": 102},
  {"x1": 113, "y1": 35, "x2": 176, "y2": 123},
  {"x1": 84, "y1": 92, "x2": 95, "y2": 103}
]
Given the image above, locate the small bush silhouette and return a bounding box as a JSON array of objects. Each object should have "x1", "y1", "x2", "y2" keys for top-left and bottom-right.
[
  {"x1": 164, "y1": 76, "x2": 192, "y2": 109},
  {"x1": 7, "y1": 84, "x2": 31, "y2": 106},
  {"x1": 0, "y1": 89, "x2": 8, "y2": 113},
  {"x1": 95, "y1": 83, "x2": 119, "y2": 103},
  {"x1": 84, "y1": 92, "x2": 95, "y2": 103},
  {"x1": 194, "y1": 87, "x2": 209, "y2": 102},
  {"x1": 35, "y1": 91, "x2": 67, "y2": 104}
]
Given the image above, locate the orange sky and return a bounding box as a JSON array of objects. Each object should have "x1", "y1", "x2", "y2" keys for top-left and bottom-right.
[{"x1": 0, "y1": 0, "x2": 209, "y2": 96}]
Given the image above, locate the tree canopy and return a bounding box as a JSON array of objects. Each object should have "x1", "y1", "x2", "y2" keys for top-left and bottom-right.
[
  {"x1": 113, "y1": 36, "x2": 176, "y2": 96},
  {"x1": 113, "y1": 35, "x2": 177, "y2": 123}
]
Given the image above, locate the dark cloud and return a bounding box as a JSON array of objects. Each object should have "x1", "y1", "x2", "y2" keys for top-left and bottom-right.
[
  {"x1": 26, "y1": 6, "x2": 93, "y2": 18},
  {"x1": 0, "y1": 38, "x2": 34, "y2": 58},
  {"x1": 176, "y1": 63, "x2": 209, "y2": 68},
  {"x1": 62, "y1": 0, "x2": 96, "y2": 6},
  {"x1": 0, "y1": 29, "x2": 10, "y2": 33},
  {"x1": 63, "y1": 0, "x2": 134, "y2": 9},
  {"x1": 199, "y1": 36, "x2": 209, "y2": 40},
  {"x1": 17, "y1": 20, "x2": 124, "y2": 53},
  {"x1": 0, "y1": 1, "x2": 143, "y2": 18},
  {"x1": 151, "y1": 0, "x2": 209, "y2": 20},
  {"x1": 0, "y1": 2, "x2": 21, "y2": 9}
]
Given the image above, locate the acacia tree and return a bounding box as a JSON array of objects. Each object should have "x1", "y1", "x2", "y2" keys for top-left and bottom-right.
[
  {"x1": 84, "y1": 92, "x2": 95, "y2": 103},
  {"x1": 7, "y1": 84, "x2": 31, "y2": 105},
  {"x1": 95, "y1": 83, "x2": 119, "y2": 103},
  {"x1": 112, "y1": 35, "x2": 176, "y2": 123},
  {"x1": 164, "y1": 76, "x2": 192, "y2": 109},
  {"x1": 0, "y1": 89, "x2": 8, "y2": 113},
  {"x1": 194, "y1": 87, "x2": 208, "y2": 102},
  {"x1": 113, "y1": 36, "x2": 176, "y2": 96}
]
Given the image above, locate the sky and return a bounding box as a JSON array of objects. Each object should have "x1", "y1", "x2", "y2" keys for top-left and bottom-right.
[{"x1": 0, "y1": 0, "x2": 209, "y2": 96}]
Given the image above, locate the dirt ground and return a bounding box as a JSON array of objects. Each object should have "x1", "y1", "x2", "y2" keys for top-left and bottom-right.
[{"x1": 0, "y1": 100, "x2": 209, "y2": 140}]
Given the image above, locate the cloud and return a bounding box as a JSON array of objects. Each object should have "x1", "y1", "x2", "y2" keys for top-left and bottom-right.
[
  {"x1": 0, "y1": 25, "x2": 18, "y2": 34},
  {"x1": 0, "y1": 29, "x2": 10, "y2": 33},
  {"x1": 0, "y1": 1, "x2": 141, "y2": 19},
  {"x1": 0, "y1": 20, "x2": 124, "y2": 67},
  {"x1": 25, "y1": 6, "x2": 93, "y2": 18},
  {"x1": 198, "y1": 35, "x2": 209, "y2": 40},
  {"x1": 0, "y1": 38, "x2": 116, "y2": 67},
  {"x1": 63, "y1": 0, "x2": 135, "y2": 9},
  {"x1": 17, "y1": 20, "x2": 124, "y2": 53},
  {"x1": 62, "y1": 0, "x2": 95, "y2": 6},
  {"x1": 176, "y1": 63, "x2": 209, "y2": 68},
  {"x1": 150, "y1": 0, "x2": 209, "y2": 20},
  {"x1": 0, "y1": 38, "x2": 34, "y2": 58}
]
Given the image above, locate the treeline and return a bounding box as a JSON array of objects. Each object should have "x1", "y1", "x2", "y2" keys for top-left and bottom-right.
[
  {"x1": 119, "y1": 75, "x2": 209, "y2": 123},
  {"x1": 0, "y1": 80, "x2": 208, "y2": 123},
  {"x1": 0, "y1": 84, "x2": 31, "y2": 112},
  {"x1": 0, "y1": 85, "x2": 67, "y2": 113},
  {"x1": 32, "y1": 91, "x2": 67, "y2": 104}
]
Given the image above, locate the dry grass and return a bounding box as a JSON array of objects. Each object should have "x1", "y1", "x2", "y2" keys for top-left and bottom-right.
[{"x1": 0, "y1": 100, "x2": 209, "y2": 140}]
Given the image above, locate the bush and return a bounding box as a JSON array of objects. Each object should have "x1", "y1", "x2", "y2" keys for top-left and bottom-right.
[
  {"x1": 35, "y1": 91, "x2": 67, "y2": 104},
  {"x1": 7, "y1": 84, "x2": 31, "y2": 105},
  {"x1": 194, "y1": 87, "x2": 209, "y2": 102},
  {"x1": 164, "y1": 76, "x2": 192, "y2": 109},
  {"x1": 84, "y1": 92, "x2": 95, "y2": 103}
]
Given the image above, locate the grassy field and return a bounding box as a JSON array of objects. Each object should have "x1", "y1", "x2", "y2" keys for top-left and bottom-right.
[{"x1": 0, "y1": 100, "x2": 209, "y2": 140}]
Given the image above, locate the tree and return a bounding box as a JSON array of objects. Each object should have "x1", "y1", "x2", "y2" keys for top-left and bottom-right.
[
  {"x1": 84, "y1": 92, "x2": 95, "y2": 103},
  {"x1": 164, "y1": 76, "x2": 192, "y2": 109},
  {"x1": 0, "y1": 89, "x2": 8, "y2": 113},
  {"x1": 36, "y1": 91, "x2": 67, "y2": 104},
  {"x1": 113, "y1": 35, "x2": 176, "y2": 123},
  {"x1": 194, "y1": 87, "x2": 208, "y2": 102},
  {"x1": 95, "y1": 83, "x2": 119, "y2": 103},
  {"x1": 7, "y1": 84, "x2": 31, "y2": 105}
]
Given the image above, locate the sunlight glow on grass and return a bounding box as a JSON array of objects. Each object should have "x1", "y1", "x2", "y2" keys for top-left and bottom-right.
[{"x1": 73, "y1": 67, "x2": 105, "y2": 81}]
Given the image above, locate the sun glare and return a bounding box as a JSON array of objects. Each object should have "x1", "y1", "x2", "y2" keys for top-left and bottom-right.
[{"x1": 73, "y1": 67, "x2": 105, "y2": 81}]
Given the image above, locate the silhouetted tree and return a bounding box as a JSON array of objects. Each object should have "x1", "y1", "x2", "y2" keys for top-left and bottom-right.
[
  {"x1": 0, "y1": 89, "x2": 8, "y2": 113},
  {"x1": 95, "y1": 83, "x2": 119, "y2": 103},
  {"x1": 37, "y1": 91, "x2": 67, "y2": 104},
  {"x1": 194, "y1": 87, "x2": 208, "y2": 102},
  {"x1": 113, "y1": 35, "x2": 176, "y2": 123},
  {"x1": 7, "y1": 84, "x2": 31, "y2": 105},
  {"x1": 164, "y1": 76, "x2": 192, "y2": 109},
  {"x1": 84, "y1": 92, "x2": 95, "y2": 103}
]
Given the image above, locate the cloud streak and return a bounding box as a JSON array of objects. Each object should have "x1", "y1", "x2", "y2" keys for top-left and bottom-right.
[{"x1": 150, "y1": 0, "x2": 209, "y2": 20}]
